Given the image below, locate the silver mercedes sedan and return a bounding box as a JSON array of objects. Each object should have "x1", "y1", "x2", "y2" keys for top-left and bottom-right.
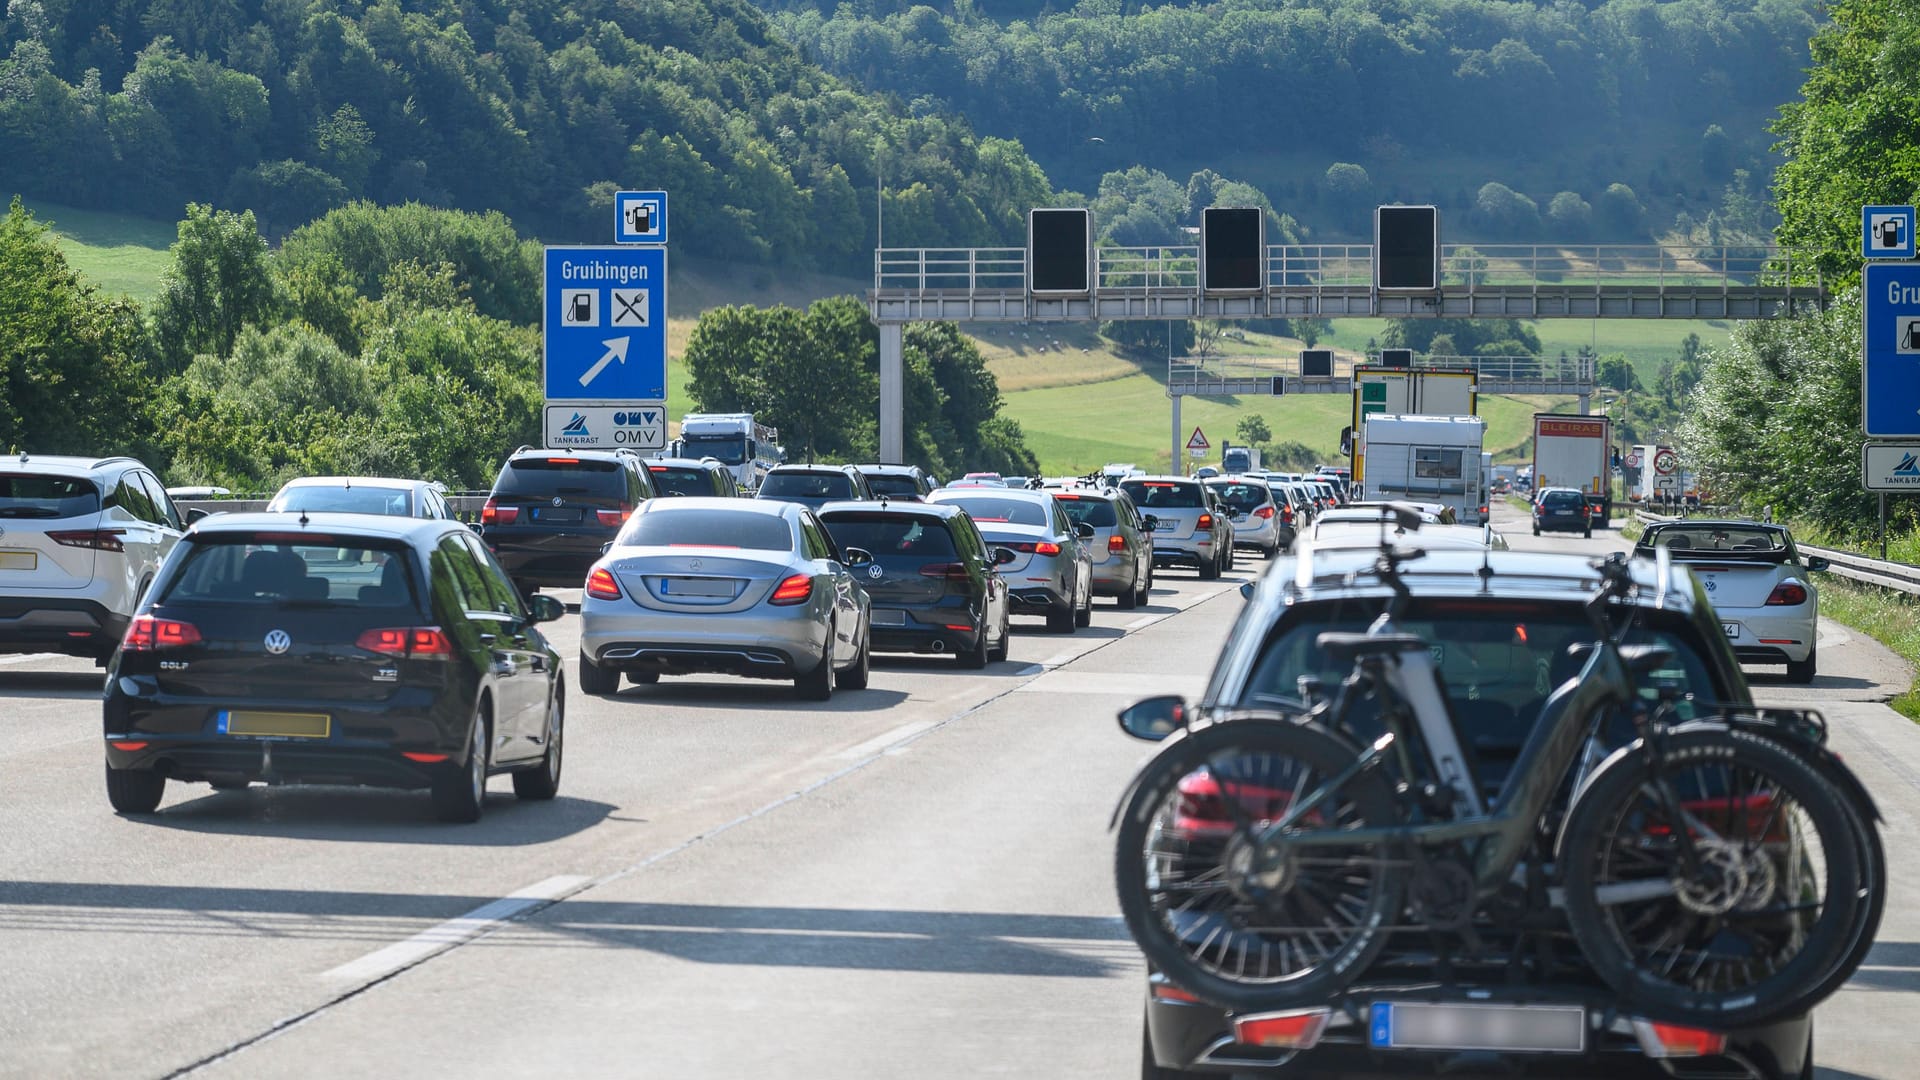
[{"x1": 577, "y1": 498, "x2": 874, "y2": 700}]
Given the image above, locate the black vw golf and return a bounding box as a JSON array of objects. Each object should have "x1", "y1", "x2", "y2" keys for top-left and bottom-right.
[{"x1": 102, "y1": 513, "x2": 567, "y2": 823}]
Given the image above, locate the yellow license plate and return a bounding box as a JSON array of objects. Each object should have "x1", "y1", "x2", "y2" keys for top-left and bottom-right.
[
  {"x1": 221, "y1": 711, "x2": 331, "y2": 738},
  {"x1": 0, "y1": 550, "x2": 37, "y2": 570}
]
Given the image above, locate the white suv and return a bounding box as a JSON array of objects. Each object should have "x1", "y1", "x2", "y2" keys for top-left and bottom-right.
[{"x1": 0, "y1": 454, "x2": 187, "y2": 663}]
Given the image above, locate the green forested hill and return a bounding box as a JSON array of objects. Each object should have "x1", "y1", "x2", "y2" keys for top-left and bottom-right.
[
  {"x1": 767, "y1": 0, "x2": 1819, "y2": 241},
  {"x1": 0, "y1": 0, "x2": 1051, "y2": 267}
]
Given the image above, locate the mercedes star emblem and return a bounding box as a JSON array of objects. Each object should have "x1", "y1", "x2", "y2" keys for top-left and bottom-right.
[
  {"x1": 867, "y1": 564, "x2": 884, "y2": 580},
  {"x1": 689, "y1": 559, "x2": 703, "y2": 570},
  {"x1": 264, "y1": 629, "x2": 292, "y2": 655}
]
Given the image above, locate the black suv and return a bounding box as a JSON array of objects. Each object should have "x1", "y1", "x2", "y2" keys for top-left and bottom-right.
[
  {"x1": 817, "y1": 501, "x2": 1013, "y2": 668},
  {"x1": 754, "y1": 464, "x2": 874, "y2": 510},
  {"x1": 645, "y1": 457, "x2": 741, "y2": 498},
  {"x1": 1137, "y1": 547, "x2": 1810, "y2": 1080},
  {"x1": 480, "y1": 447, "x2": 657, "y2": 595},
  {"x1": 853, "y1": 464, "x2": 936, "y2": 501}
]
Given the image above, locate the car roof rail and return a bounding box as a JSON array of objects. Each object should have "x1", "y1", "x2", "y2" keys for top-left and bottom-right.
[{"x1": 91, "y1": 455, "x2": 140, "y2": 469}]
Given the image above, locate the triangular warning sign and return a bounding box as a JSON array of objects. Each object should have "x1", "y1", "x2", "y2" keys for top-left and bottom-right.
[{"x1": 1186, "y1": 427, "x2": 1210, "y2": 451}]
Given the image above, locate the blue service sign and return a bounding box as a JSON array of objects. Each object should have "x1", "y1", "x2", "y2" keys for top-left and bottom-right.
[
  {"x1": 544, "y1": 246, "x2": 667, "y2": 402},
  {"x1": 614, "y1": 190, "x2": 667, "y2": 245},
  {"x1": 1863, "y1": 261, "x2": 1920, "y2": 437},
  {"x1": 1863, "y1": 205, "x2": 1915, "y2": 260}
]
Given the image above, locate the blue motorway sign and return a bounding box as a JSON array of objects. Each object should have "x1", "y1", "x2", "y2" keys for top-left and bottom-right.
[
  {"x1": 1863, "y1": 261, "x2": 1920, "y2": 437},
  {"x1": 544, "y1": 246, "x2": 667, "y2": 402},
  {"x1": 614, "y1": 190, "x2": 667, "y2": 245},
  {"x1": 1863, "y1": 205, "x2": 1915, "y2": 260}
]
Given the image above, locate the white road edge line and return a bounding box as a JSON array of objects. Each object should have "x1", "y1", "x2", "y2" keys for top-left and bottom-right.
[
  {"x1": 0, "y1": 652, "x2": 62, "y2": 666},
  {"x1": 321, "y1": 875, "x2": 590, "y2": 982},
  {"x1": 834, "y1": 719, "x2": 936, "y2": 760},
  {"x1": 1125, "y1": 615, "x2": 1158, "y2": 630}
]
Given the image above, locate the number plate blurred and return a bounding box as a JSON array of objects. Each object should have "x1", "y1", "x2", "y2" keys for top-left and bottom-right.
[
  {"x1": 1723, "y1": 622, "x2": 1740, "y2": 638},
  {"x1": 1369, "y1": 1002, "x2": 1584, "y2": 1053},
  {"x1": 219, "y1": 711, "x2": 331, "y2": 738},
  {"x1": 662, "y1": 577, "x2": 733, "y2": 597},
  {"x1": 0, "y1": 550, "x2": 36, "y2": 570},
  {"x1": 870, "y1": 609, "x2": 907, "y2": 626},
  {"x1": 1154, "y1": 520, "x2": 1178, "y2": 531}
]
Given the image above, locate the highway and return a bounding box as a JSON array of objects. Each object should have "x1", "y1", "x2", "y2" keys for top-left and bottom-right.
[{"x1": 1, "y1": 502, "x2": 1914, "y2": 1079}]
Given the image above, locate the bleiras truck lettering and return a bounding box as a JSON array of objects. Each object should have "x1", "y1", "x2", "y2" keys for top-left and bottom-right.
[
  {"x1": 1532, "y1": 414, "x2": 1613, "y2": 522},
  {"x1": 667, "y1": 413, "x2": 784, "y2": 492}
]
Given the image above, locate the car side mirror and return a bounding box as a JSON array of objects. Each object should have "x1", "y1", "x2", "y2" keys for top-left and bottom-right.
[
  {"x1": 1117, "y1": 695, "x2": 1188, "y2": 741},
  {"x1": 1239, "y1": 581, "x2": 1255, "y2": 600},
  {"x1": 1806, "y1": 556, "x2": 1830, "y2": 572},
  {"x1": 185, "y1": 507, "x2": 210, "y2": 525},
  {"x1": 1074, "y1": 522, "x2": 1096, "y2": 540},
  {"x1": 599, "y1": 541, "x2": 613, "y2": 556},
  {"x1": 527, "y1": 593, "x2": 566, "y2": 624},
  {"x1": 843, "y1": 547, "x2": 873, "y2": 567},
  {"x1": 1142, "y1": 515, "x2": 1159, "y2": 529},
  {"x1": 993, "y1": 547, "x2": 1018, "y2": 566}
]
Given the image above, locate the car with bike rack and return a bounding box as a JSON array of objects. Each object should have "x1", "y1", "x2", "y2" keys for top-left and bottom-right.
[{"x1": 1116, "y1": 520, "x2": 1882, "y2": 1080}]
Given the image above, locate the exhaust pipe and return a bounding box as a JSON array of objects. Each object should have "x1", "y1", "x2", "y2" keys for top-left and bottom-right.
[{"x1": 930, "y1": 640, "x2": 947, "y2": 653}]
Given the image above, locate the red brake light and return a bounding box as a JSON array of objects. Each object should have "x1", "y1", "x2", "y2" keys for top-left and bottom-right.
[
  {"x1": 481, "y1": 499, "x2": 518, "y2": 525},
  {"x1": 770, "y1": 574, "x2": 814, "y2": 605},
  {"x1": 596, "y1": 507, "x2": 632, "y2": 527},
  {"x1": 110, "y1": 740, "x2": 149, "y2": 751},
  {"x1": 1151, "y1": 983, "x2": 1202, "y2": 1004},
  {"x1": 402, "y1": 752, "x2": 450, "y2": 763},
  {"x1": 1254, "y1": 505, "x2": 1274, "y2": 519},
  {"x1": 1765, "y1": 582, "x2": 1808, "y2": 606},
  {"x1": 1232, "y1": 1010, "x2": 1331, "y2": 1050},
  {"x1": 355, "y1": 626, "x2": 451, "y2": 658},
  {"x1": 1281, "y1": 505, "x2": 1294, "y2": 524},
  {"x1": 1109, "y1": 535, "x2": 1127, "y2": 553},
  {"x1": 123, "y1": 615, "x2": 201, "y2": 651},
  {"x1": 1197, "y1": 514, "x2": 1214, "y2": 530},
  {"x1": 1633, "y1": 1021, "x2": 1728, "y2": 1059},
  {"x1": 1034, "y1": 541, "x2": 1061, "y2": 556},
  {"x1": 919, "y1": 563, "x2": 973, "y2": 579},
  {"x1": 48, "y1": 529, "x2": 126, "y2": 552},
  {"x1": 544, "y1": 457, "x2": 580, "y2": 465},
  {"x1": 586, "y1": 568, "x2": 622, "y2": 600}
]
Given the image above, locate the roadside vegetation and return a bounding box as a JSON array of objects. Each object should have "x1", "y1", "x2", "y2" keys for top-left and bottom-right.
[{"x1": 1816, "y1": 578, "x2": 1920, "y2": 722}]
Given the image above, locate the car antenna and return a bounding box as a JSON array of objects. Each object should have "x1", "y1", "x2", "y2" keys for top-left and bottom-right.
[
  {"x1": 299, "y1": 510, "x2": 310, "y2": 527},
  {"x1": 1477, "y1": 540, "x2": 1496, "y2": 594}
]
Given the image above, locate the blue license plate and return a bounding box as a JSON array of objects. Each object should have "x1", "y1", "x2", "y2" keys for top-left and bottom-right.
[{"x1": 1369, "y1": 1002, "x2": 1584, "y2": 1053}]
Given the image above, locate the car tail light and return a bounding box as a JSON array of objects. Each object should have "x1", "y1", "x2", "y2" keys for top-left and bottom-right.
[
  {"x1": 48, "y1": 528, "x2": 126, "y2": 552},
  {"x1": 1197, "y1": 513, "x2": 1214, "y2": 530},
  {"x1": 1232, "y1": 1009, "x2": 1331, "y2": 1050},
  {"x1": 769, "y1": 574, "x2": 814, "y2": 604},
  {"x1": 1281, "y1": 505, "x2": 1294, "y2": 525},
  {"x1": 402, "y1": 751, "x2": 450, "y2": 763},
  {"x1": 1253, "y1": 505, "x2": 1274, "y2": 519},
  {"x1": 1108, "y1": 535, "x2": 1127, "y2": 553},
  {"x1": 919, "y1": 563, "x2": 973, "y2": 579},
  {"x1": 481, "y1": 499, "x2": 518, "y2": 525},
  {"x1": 355, "y1": 626, "x2": 452, "y2": 658},
  {"x1": 1151, "y1": 982, "x2": 1203, "y2": 1004},
  {"x1": 1007, "y1": 541, "x2": 1062, "y2": 556},
  {"x1": 544, "y1": 457, "x2": 580, "y2": 465},
  {"x1": 1765, "y1": 582, "x2": 1808, "y2": 606},
  {"x1": 1632, "y1": 1020, "x2": 1727, "y2": 1059},
  {"x1": 110, "y1": 740, "x2": 149, "y2": 751},
  {"x1": 123, "y1": 615, "x2": 201, "y2": 651},
  {"x1": 596, "y1": 506, "x2": 632, "y2": 527},
  {"x1": 585, "y1": 568, "x2": 622, "y2": 600}
]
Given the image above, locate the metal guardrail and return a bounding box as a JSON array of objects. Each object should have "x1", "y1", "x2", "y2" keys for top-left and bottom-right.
[{"x1": 1635, "y1": 509, "x2": 1920, "y2": 596}]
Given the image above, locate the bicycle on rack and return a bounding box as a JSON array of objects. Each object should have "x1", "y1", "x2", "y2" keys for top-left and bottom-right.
[{"x1": 1113, "y1": 518, "x2": 1883, "y2": 1030}]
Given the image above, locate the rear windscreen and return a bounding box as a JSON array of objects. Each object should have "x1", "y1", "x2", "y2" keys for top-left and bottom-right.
[
  {"x1": 759, "y1": 472, "x2": 853, "y2": 500},
  {"x1": 269, "y1": 486, "x2": 412, "y2": 516},
  {"x1": 1121, "y1": 480, "x2": 1203, "y2": 509},
  {"x1": 648, "y1": 467, "x2": 711, "y2": 496},
  {"x1": 1645, "y1": 526, "x2": 1787, "y2": 556},
  {"x1": 939, "y1": 496, "x2": 1045, "y2": 526},
  {"x1": 493, "y1": 458, "x2": 623, "y2": 497},
  {"x1": 158, "y1": 538, "x2": 419, "y2": 607},
  {"x1": 820, "y1": 514, "x2": 957, "y2": 557},
  {"x1": 864, "y1": 474, "x2": 924, "y2": 498},
  {"x1": 1052, "y1": 496, "x2": 1118, "y2": 527},
  {"x1": 1542, "y1": 491, "x2": 1585, "y2": 508},
  {"x1": 621, "y1": 509, "x2": 793, "y2": 551},
  {"x1": 1206, "y1": 483, "x2": 1270, "y2": 512},
  {"x1": 0, "y1": 474, "x2": 100, "y2": 518}
]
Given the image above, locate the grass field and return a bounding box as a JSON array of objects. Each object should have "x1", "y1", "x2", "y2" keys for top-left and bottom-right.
[{"x1": 24, "y1": 197, "x2": 176, "y2": 303}]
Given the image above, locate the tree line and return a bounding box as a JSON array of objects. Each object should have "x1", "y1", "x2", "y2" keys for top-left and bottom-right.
[{"x1": 0, "y1": 199, "x2": 1037, "y2": 489}]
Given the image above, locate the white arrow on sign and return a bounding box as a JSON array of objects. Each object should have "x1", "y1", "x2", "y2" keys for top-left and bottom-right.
[{"x1": 578, "y1": 336, "x2": 631, "y2": 388}]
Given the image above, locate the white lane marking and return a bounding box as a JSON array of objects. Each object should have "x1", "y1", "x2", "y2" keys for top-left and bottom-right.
[
  {"x1": 321, "y1": 875, "x2": 590, "y2": 982},
  {"x1": 1125, "y1": 615, "x2": 1158, "y2": 630},
  {"x1": 0, "y1": 653, "x2": 61, "y2": 666},
  {"x1": 1012, "y1": 663, "x2": 1044, "y2": 676},
  {"x1": 1037, "y1": 650, "x2": 1083, "y2": 668},
  {"x1": 834, "y1": 719, "x2": 936, "y2": 760}
]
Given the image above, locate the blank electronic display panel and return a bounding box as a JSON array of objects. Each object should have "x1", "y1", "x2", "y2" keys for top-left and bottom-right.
[
  {"x1": 1202, "y1": 207, "x2": 1265, "y2": 293},
  {"x1": 1375, "y1": 205, "x2": 1440, "y2": 291},
  {"x1": 1029, "y1": 209, "x2": 1093, "y2": 295}
]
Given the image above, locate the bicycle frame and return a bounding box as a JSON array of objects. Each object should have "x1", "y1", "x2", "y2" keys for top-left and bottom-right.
[{"x1": 1249, "y1": 612, "x2": 1635, "y2": 900}]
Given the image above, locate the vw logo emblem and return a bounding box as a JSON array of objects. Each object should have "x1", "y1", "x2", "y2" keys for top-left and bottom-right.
[
  {"x1": 1704, "y1": 578, "x2": 1717, "y2": 592},
  {"x1": 552, "y1": 496, "x2": 564, "y2": 507},
  {"x1": 867, "y1": 564, "x2": 884, "y2": 580},
  {"x1": 264, "y1": 629, "x2": 292, "y2": 655}
]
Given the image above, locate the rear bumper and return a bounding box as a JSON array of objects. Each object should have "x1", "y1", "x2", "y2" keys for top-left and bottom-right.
[
  {"x1": 1144, "y1": 979, "x2": 1811, "y2": 1079},
  {"x1": 0, "y1": 596, "x2": 128, "y2": 657},
  {"x1": 1535, "y1": 515, "x2": 1590, "y2": 533},
  {"x1": 1153, "y1": 538, "x2": 1215, "y2": 568},
  {"x1": 1230, "y1": 520, "x2": 1279, "y2": 550},
  {"x1": 1090, "y1": 559, "x2": 1141, "y2": 596},
  {"x1": 582, "y1": 607, "x2": 827, "y2": 676},
  {"x1": 101, "y1": 687, "x2": 466, "y2": 787},
  {"x1": 480, "y1": 529, "x2": 616, "y2": 588},
  {"x1": 1721, "y1": 609, "x2": 1814, "y2": 663}
]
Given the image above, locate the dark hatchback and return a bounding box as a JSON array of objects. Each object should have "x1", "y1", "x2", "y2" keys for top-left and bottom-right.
[
  {"x1": 755, "y1": 465, "x2": 874, "y2": 510},
  {"x1": 1140, "y1": 549, "x2": 1811, "y2": 1080},
  {"x1": 817, "y1": 501, "x2": 1013, "y2": 668},
  {"x1": 646, "y1": 457, "x2": 741, "y2": 498},
  {"x1": 854, "y1": 464, "x2": 937, "y2": 502},
  {"x1": 102, "y1": 513, "x2": 566, "y2": 823},
  {"x1": 479, "y1": 447, "x2": 657, "y2": 594}
]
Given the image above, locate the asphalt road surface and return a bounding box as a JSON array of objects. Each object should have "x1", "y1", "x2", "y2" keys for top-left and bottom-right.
[{"x1": 2, "y1": 504, "x2": 1914, "y2": 1079}]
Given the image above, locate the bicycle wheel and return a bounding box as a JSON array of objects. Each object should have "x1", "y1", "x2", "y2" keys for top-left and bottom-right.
[
  {"x1": 1114, "y1": 718, "x2": 1406, "y2": 1012},
  {"x1": 1561, "y1": 729, "x2": 1865, "y2": 1028},
  {"x1": 1787, "y1": 744, "x2": 1886, "y2": 1012}
]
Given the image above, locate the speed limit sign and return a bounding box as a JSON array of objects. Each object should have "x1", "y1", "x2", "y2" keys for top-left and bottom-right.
[
  {"x1": 1654, "y1": 448, "x2": 1679, "y2": 475},
  {"x1": 1625, "y1": 452, "x2": 1642, "y2": 469}
]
